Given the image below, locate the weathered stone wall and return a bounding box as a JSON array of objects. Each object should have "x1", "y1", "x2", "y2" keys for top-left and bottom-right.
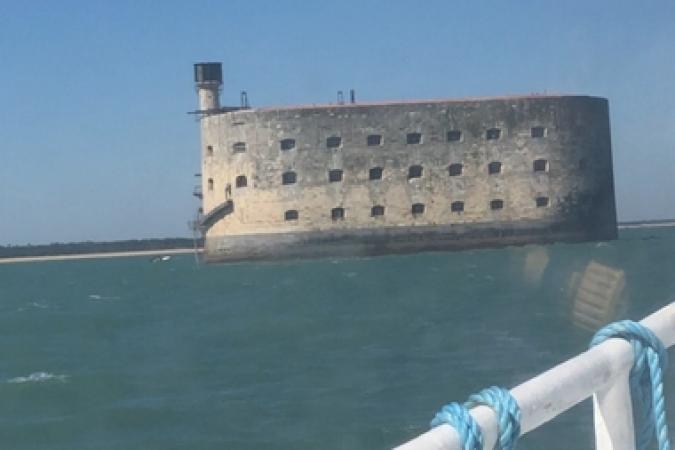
[{"x1": 198, "y1": 95, "x2": 617, "y2": 261}]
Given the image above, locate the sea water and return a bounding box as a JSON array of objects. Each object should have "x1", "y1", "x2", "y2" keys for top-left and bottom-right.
[{"x1": 0, "y1": 228, "x2": 673, "y2": 449}]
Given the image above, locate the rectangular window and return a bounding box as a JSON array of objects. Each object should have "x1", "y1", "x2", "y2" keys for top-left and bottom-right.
[
  {"x1": 536, "y1": 197, "x2": 549, "y2": 207},
  {"x1": 328, "y1": 169, "x2": 343, "y2": 182},
  {"x1": 280, "y1": 139, "x2": 296, "y2": 151},
  {"x1": 232, "y1": 142, "x2": 246, "y2": 153},
  {"x1": 406, "y1": 133, "x2": 422, "y2": 144},
  {"x1": 367, "y1": 134, "x2": 382, "y2": 146},
  {"x1": 533, "y1": 159, "x2": 548, "y2": 172},
  {"x1": 284, "y1": 210, "x2": 299, "y2": 220},
  {"x1": 326, "y1": 136, "x2": 342, "y2": 148},
  {"x1": 331, "y1": 207, "x2": 345, "y2": 220},
  {"x1": 411, "y1": 203, "x2": 425, "y2": 215},
  {"x1": 282, "y1": 171, "x2": 297, "y2": 185},
  {"x1": 408, "y1": 165, "x2": 423, "y2": 179},
  {"x1": 490, "y1": 199, "x2": 504, "y2": 210},
  {"x1": 369, "y1": 167, "x2": 383, "y2": 180},
  {"x1": 486, "y1": 128, "x2": 501, "y2": 140},
  {"x1": 448, "y1": 163, "x2": 463, "y2": 176},
  {"x1": 447, "y1": 130, "x2": 462, "y2": 142},
  {"x1": 531, "y1": 127, "x2": 546, "y2": 138},
  {"x1": 451, "y1": 201, "x2": 464, "y2": 212}
]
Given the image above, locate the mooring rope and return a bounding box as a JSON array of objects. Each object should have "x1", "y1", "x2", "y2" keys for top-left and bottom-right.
[
  {"x1": 428, "y1": 319, "x2": 670, "y2": 450},
  {"x1": 431, "y1": 387, "x2": 520, "y2": 450},
  {"x1": 431, "y1": 402, "x2": 484, "y2": 450},
  {"x1": 591, "y1": 320, "x2": 670, "y2": 450},
  {"x1": 466, "y1": 387, "x2": 521, "y2": 450}
]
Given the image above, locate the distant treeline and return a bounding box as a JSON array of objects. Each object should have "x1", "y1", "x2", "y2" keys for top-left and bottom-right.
[{"x1": 0, "y1": 238, "x2": 203, "y2": 258}]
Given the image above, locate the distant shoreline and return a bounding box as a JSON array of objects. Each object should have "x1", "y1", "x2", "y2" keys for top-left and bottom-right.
[
  {"x1": 1, "y1": 220, "x2": 673, "y2": 265},
  {"x1": 0, "y1": 248, "x2": 200, "y2": 265},
  {"x1": 618, "y1": 220, "x2": 675, "y2": 229}
]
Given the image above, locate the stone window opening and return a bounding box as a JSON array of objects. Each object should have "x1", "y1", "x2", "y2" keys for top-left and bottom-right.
[
  {"x1": 411, "y1": 203, "x2": 425, "y2": 215},
  {"x1": 369, "y1": 167, "x2": 383, "y2": 180},
  {"x1": 408, "y1": 165, "x2": 423, "y2": 179},
  {"x1": 406, "y1": 132, "x2": 422, "y2": 145},
  {"x1": 206, "y1": 145, "x2": 214, "y2": 156},
  {"x1": 486, "y1": 128, "x2": 501, "y2": 140},
  {"x1": 531, "y1": 126, "x2": 546, "y2": 138},
  {"x1": 280, "y1": 138, "x2": 296, "y2": 151},
  {"x1": 235, "y1": 175, "x2": 248, "y2": 188},
  {"x1": 533, "y1": 159, "x2": 549, "y2": 172},
  {"x1": 448, "y1": 163, "x2": 463, "y2": 176},
  {"x1": 490, "y1": 199, "x2": 504, "y2": 210},
  {"x1": 326, "y1": 136, "x2": 342, "y2": 148},
  {"x1": 447, "y1": 130, "x2": 462, "y2": 142},
  {"x1": 207, "y1": 178, "x2": 214, "y2": 191},
  {"x1": 328, "y1": 169, "x2": 343, "y2": 182},
  {"x1": 367, "y1": 134, "x2": 382, "y2": 146},
  {"x1": 536, "y1": 196, "x2": 550, "y2": 207},
  {"x1": 371, "y1": 205, "x2": 385, "y2": 217},
  {"x1": 488, "y1": 161, "x2": 502, "y2": 175},
  {"x1": 284, "y1": 210, "x2": 299, "y2": 221},
  {"x1": 232, "y1": 142, "x2": 246, "y2": 153},
  {"x1": 331, "y1": 207, "x2": 345, "y2": 220},
  {"x1": 451, "y1": 201, "x2": 464, "y2": 213},
  {"x1": 282, "y1": 171, "x2": 297, "y2": 185}
]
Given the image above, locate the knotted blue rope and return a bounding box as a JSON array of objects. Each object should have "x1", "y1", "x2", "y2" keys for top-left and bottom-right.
[
  {"x1": 431, "y1": 402, "x2": 484, "y2": 450},
  {"x1": 431, "y1": 387, "x2": 520, "y2": 450},
  {"x1": 591, "y1": 320, "x2": 671, "y2": 450},
  {"x1": 466, "y1": 387, "x2": 521, "y2": 450}
]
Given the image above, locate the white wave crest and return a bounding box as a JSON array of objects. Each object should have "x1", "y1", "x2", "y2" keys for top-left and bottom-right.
[
  {"x1": 7, "y1": 372, "x2": 68, "y2": 384},
  {"x1": 88, "y1": 294, "x2": 120, "y2": 301}
]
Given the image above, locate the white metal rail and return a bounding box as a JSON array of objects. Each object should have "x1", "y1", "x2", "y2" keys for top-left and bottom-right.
[{"x1": 395, "y1": 302, "x2": 675, "y2": 450}]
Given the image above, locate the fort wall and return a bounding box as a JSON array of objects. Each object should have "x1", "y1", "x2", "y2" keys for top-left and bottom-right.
[{"x1": 197, "y1": 95, "x2": 617, "y2": 262}]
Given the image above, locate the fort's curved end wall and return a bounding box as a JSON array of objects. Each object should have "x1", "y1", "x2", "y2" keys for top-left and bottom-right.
[{"x1": 198, "y1": 96, "x2": 617, "y2": 262}]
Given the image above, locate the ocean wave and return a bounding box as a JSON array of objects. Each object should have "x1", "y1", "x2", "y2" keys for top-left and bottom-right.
[
  {"x1": 7, "y1": 372, "x2": 68, "y2": 384},
  {"x1": 29, "y1": 301, "x2": 49, "y2": 309},
  {"x1": 88, "y1": 294, "x2": 120, "y2": 301}
]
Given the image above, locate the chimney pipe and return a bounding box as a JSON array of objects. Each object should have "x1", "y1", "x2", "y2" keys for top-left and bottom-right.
[{"x1": 194, "y1": 62, "x2": 222, "y2": 112}]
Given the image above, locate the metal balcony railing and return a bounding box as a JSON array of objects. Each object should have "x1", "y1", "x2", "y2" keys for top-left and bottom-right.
[{"x1": 193, "y1": 185, "x2": 203, "y2": 199}]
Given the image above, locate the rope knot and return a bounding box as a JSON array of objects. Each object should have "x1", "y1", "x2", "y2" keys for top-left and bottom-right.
[
  {"x1": 431, "y1": 402, "x2": 483, "y2": 450},
  {"x1": 466, "y1": 387, "x2": 521, "y2": 450},
  {"x1": 431, "y1": 387, "x2": 520, "y2": 450},
  {"x1": 591, "y1": 320, "x2": 670, "y2": 450}
]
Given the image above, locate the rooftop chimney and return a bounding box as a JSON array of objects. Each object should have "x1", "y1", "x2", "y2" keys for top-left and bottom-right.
[{"x1": 194, "y1": 62, "x2": 222, "y2": 112}]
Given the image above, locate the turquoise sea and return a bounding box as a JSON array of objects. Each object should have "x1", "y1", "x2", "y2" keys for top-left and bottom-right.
[{"x1": 0, "y1": 228, "x2": 673, "y2": 449}]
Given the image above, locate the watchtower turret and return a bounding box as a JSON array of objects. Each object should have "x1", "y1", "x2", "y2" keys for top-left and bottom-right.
[{"x1": 194, "y1": 62, "x2": 222, "y2": 112}]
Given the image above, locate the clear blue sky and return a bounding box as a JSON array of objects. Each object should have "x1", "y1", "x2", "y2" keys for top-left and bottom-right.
[{"x1": 1, "y1": 0, "x2": 674, "y2": 245}]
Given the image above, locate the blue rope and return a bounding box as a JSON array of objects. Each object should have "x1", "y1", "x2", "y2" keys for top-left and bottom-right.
[
  {"x1": 431, "y1": 387, "x2": 520, "y2": 450},
  {"x1": 591, "y1": 320, "x2": 671, "y2": 450},
  {"x1": 466, "y1": 387, "x2": 521, "y2": 450},
  {"x1": 431, "y1": 402, "x2": 483, "y2": 450}
]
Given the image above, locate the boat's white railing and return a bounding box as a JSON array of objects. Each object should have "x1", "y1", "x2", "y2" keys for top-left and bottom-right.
[{"x1": 395, "y1": 302, "x2": 675, "y2": 450}]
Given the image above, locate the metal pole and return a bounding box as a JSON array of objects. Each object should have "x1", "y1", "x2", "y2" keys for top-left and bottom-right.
[{"x1": 594, "y1": 368, "x2": 635, "y2": 450}]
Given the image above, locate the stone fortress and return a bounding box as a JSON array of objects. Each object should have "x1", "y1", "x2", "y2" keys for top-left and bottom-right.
[{"x1": 192, "y1": 62, "x2": 617, "y2": 262}]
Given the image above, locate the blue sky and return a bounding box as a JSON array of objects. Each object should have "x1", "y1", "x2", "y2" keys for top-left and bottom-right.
[{"x1": 1, "y1": 0, "x2": 674, "y2": 245}]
